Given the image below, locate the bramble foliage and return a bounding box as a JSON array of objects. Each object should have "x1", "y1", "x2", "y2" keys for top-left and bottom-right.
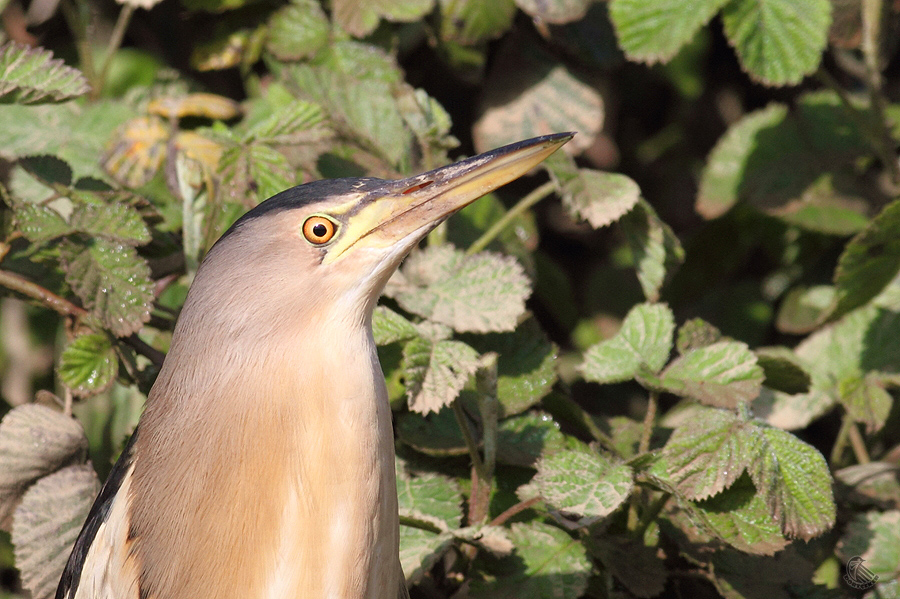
[{"x1": 1, "y1": 1, "x2": 900, "y2": 598}]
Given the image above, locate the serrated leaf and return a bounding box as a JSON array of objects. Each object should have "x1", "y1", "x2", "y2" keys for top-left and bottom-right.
[
  {"x1": 0, "y1": 404, "x2": 88, "y2": 528},
  {"x1": 555, "y1": 165, "x2": 640, "y2": 229},
  {"x1": 515, "y1": 0, "x2": 591, "y2": 24},
  {"x1": 332, "y1": 0, "x2": 434, "y2": 37},
  {"x1": 390, "y1": 245, "x2": 531, "y2": 333},
  {"x1": 438, "y1": 0, "x2": 517, "y2": 45},
  {"x1": 403, "y1": 336, "x2": 480, "y2": 414},
  {"x1": 18, "y1": 154, "x2": 72, "y2": 186},
  {"x1": 373, "y1": 306, "x2": 419, "y2": 345},
  {"x1": 580, "y1": 302, "x2": 675, "y2": 384},
  {"x1": 620, "y1": 199, "x2": 684, "y2": 302},
  {"x1": 473, "y1": 42, "x2": 602, "y2": 155},
  {"x1": 660, "y1": 340, "x2": 764, "y2": 408},
  {"x1": 463, "y1": 319, "x2": 558, "y2": 416},
  {"x1": 747, "y1": 425, "x2": 836, "y2": 540},
  {"x1": 60, "y1": 239, "x2": 153, "y2": 337},
  {"x1": 836, "y1": 462, "x2": 900, "y2": 508},
  {"x1": 693, "y1": 474, "x2": 789, "y2": 555},
  {"x1": 755, "y1": 346, "x2": 811, "y2": 395},
  {"x1": 676, "y1": 318, "x2": 723, "y2": 354},
  {"x1": 14, "y1": 203, "x2": 72, "y2": 243},
  {"x1": 661, "y1": 408, "x2": 751, "y2": 500},
  {"x1": 608, "y1": 0, "x2": 728, "y2": 63},
  {"x1": 0, "y1": 42, "x2": 90, "y2": 105},
  {"x1": 531, "y1": 448, "x2": 633, "y2": 518},
  {"x1": 832, "y1": 200, "x2": 900, "y2": 319},
  {"x1": 69, "y1": 202, "x2": 152, "y2": 245},
  {"x1": 496, "y1": 411, "x2": 566, "y2": 467},
  {"x1": 246, "y1": 100, "x2": 326, "y2": 144},
  {"x1": 470, "y1": 522, "x2": 590, "y2": 599},
  {"x1": 838, "y1": 510, "x2": 900, "y2": 580},
  {"x1": 396, "y1": 457, "x2": 462, "y2": 583},
  {"x1": 58, "y1": 333, "x2": 118, "y2": 397},
  {"x1": 11, "y1": 464, "x2": 100, "y2": 599},
  {"x1": 721, "y1": 0, "x2": 831, "y2": 86},
  {"x1": 266, "y1": 0, "x2": 330, "y2": 61},
  {"x1": 396, "y1": 407, "x2": 467, "y2": 456},
  {"x1": 839, "y1": 375, "x2": 892, "y2": 433},
  {"x1": 102, "y1": 115, "x2": 168, "y2": 188},
  {"x1": 697, "y1": 94, "x2": 873, "y2": 225}
]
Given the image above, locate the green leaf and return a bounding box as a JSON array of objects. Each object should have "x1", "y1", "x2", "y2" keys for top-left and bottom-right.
[
  {"x1": 372, "y1": 306, "x2": 419, "y2": 346},
  {"x1": 721, "y1": 0, "x2": 831, "y2": 86},
  {"x1": 835, "y1": 462, "x2": 900, "y2": 508},
  {"x1": 747, "y1": 426, "x2": 836, "y2": 540},
  {"x1": 552, "y1": 162, "x2": 640, "y2": 229},
  {"x1": 11, "y1": 464, "x2": 100, "y2": 599},
  {"x1": 18, "y1": 154, "x2": 72, "y2": 186},
  {"x1": 60, "y1": 239, "x2": 154, "y2": 338},
  {"x1": 755, "y1": 346, "x2": 811, "y2": 395},
  {"x1": 838, "y1": 510, "x2": 900, "y2": 580},
  {"x1": 514, "y1": 0, "x2": 591, "y2": 24},
  {"x1": 0, "y1": 42, "x2": 90, "y2": 105},
  {"x1": 496, "y1": 411, "x2": 567, "y2": 468},
  {"x1": 470, "y1": 522, "x2": 590, "y2": 599},
  {"x1": 402, "y1": 336, "x2": 480, "y2": 414},
  {"x1": 0, "y1": 404, "x2": 88, "y2": 526},
  {"x1": 463, "y1": 319, "x2": 558, "y2": 416},
  {"x1": 608, "y1": 0, "x2": 728, "y2": 63},
  {"x1": 620, "y1": 199, "x2": 685, "y2": 302},
  {"x1": 396, "y1": 407, "x2": 467, "y2": 456},
  {"x1": 697, "y1": 94, "x2": 873, "y2": 227},
  {"x1": 473, "y1": 43, "x2": 602, "y2": 155},
  {"x1": 531, "y1": 448, "x2": 633, "y2": 518},
  {"x1": 660, "y1": 340, "x2": 764, "y2": 408},
  {"x1": 58, "y1": 333, "x2": 119, "y2": 397},
  {"x1": 692, "y1": 474, "x2": 789, "y2": 556},
  {"x1": 839, "y1": 375, "x2": 892, "y2": 433},
  {"x1": 580, "y1": 302, "x2": 675, "y2": 384},
  {"x1": 266, "y1": 0, "x2": 331, "y2": 61},
  {"x1": 69, "y1": 202, "x2": 152, "y2": 245},
  {"x1": 396, "y1": 457, "x2": 462, "y2": 583},
  {"x1": 775, "y1": 285, "x2": 836, "y2": 334},
  {"x1": 246, "y1": 99, "x2": 326, "y2": 144},
  {"x1": 661, "y1": 408, "x2": 751, "y2": 500},
  {"x1": 14, "y1": 203, "x2": 72, "y2": 243},
  {"x1": 676, "y1": 318, "x2": 722, "y2": 354},
  {"x1": 438, "y1": 0, "x2": 517, "y2": 45},
  {"x1": 332, "y1": 0, "x2": 434, "y2": 37},
  {"x1": 390, "y1": 245, "x2": 531, "y2": 333},
  {"x1": 832, "y1": 199, "x2": 900, "y2": 319}
]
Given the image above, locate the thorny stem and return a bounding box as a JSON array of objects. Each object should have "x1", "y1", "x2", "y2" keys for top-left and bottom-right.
[
  {"x1": 96, "y1": 4, "x2": 135, "y2": 98},
  {"x1": 0, "y1": 269, "x2": 87, "y2": 318},
  {"x1": 466, "y1": 181, "x2": 556, "y2": 256}
]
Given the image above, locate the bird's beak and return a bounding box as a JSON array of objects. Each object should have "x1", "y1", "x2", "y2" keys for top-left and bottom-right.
[{"x1": 324, "y1": 132, "x2": 574, "y2": 263}]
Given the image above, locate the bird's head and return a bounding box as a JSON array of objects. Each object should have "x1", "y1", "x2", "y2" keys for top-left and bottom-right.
[{"x1": 178, "y1": 133, "x2": 573, "y2": 345}]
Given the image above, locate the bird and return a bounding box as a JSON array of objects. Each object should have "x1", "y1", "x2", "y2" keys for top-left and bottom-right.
[{"x1": 55, "y1": 132, "x2": 573, "y2": 599}]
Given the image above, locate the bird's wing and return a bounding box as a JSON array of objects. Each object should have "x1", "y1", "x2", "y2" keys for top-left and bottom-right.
[{"x1": 56, "y1": 429, "x2": 142, "y2": 599}]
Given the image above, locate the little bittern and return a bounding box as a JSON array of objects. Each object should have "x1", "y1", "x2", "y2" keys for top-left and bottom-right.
[{"x1": 56, "y1": 132, "x2": 572, "y2": 599}]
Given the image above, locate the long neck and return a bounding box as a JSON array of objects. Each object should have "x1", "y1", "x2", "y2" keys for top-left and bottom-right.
[{"x1": 129, "y1": 311, "x2": 399, "y2": 599}]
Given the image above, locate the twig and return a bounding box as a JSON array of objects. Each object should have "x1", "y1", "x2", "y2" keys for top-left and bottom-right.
[
  {"x1": 0, "y1": 269, "x2": 87, "y2": 317},
  {"x1": 489, "y1": 496, "x2": 541, "y2": 527},
  {"x1": 847, "y1": 421, "x2": 871, "y2": 465},
  {"x1": 96, "y1": 4, "x2": 135, "y2": 98},
  {"x1": 399, "y1": 515, "x2": 443, "y2": 534},
  {"x1": 123, "y1": 334, "x2": 166, "y2": 368},
  {"x1": 59, "y1": 0, "x2": 97, "y2": 93},
  {"x1": 466, "y1": 181, "x2": 556, "y2": 256},
  {"x1": 639, "y1": 391, "x2": 658, "y2": 455}
]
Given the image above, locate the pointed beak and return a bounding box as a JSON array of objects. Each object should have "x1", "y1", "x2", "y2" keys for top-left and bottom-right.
[{"x1": 324, "y1": 132, "x2": 573, "y2": 263}]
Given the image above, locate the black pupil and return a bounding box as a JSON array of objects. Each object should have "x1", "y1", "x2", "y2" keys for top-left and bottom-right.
[{"x1": 312, "y1": 223, "x2": 328, "y2": 237}]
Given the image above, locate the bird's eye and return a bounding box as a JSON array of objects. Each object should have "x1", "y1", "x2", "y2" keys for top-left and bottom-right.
[{"x1": 302, "y1": 216, "x2": 337, "y2": 244}]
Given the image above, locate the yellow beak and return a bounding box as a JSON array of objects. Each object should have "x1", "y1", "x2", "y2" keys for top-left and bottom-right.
[{"x1": 324, "y1": 132, "x2": 574, "y2": 263}]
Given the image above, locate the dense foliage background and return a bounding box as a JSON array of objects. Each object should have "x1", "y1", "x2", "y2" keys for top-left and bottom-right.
[{"x1": 1, "y1": 0, "x2": 900, "y2": 597}]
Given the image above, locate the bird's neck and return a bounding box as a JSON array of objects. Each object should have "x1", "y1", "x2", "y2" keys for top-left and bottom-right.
[{"x1": 131, "y1": 321, "x2": 400, "y2": 599}]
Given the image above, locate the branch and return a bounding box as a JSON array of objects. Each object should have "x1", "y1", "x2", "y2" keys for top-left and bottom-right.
[{"x1": 0, "y1": 269, "x2": 87, "y2": 318}]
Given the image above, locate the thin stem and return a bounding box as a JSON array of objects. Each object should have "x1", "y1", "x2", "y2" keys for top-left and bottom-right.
[
  {"x1": 639, "y1": 391, "x2": 658, "y2": 455},
  {"x1": 831, "y1": 415, "x2": 851, "y2": 465},
  {"x1": 452, "y1": 398, "x2": 486, "y2": 480},
  {"x1": 489, "y1": 497, "x2": 541, "y2": 527},
  {"x1": 636, "y1": 492, "x2": 670, "y2": 537},
  {"x1": 466, "y1": 181, "x2": 555, "y2": 256},
  {"x1": 123, "y1": 334, "x2": 166, "y2": 368},
  {"x1": 848, "y1": 421, "x2": 871, "y2": 464},
  {"x1": 96, "y1": 4, "x2": 135, "y2": 98},
  {"x1": 60, "y1": 0, "x2": 97, "y2": 92},
  {"x1": 399, "y1": 515, "x2": 443, "y2": 534},
  {"x1": 0, "y1": 269, "x2": 87, "y2": 318}
]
